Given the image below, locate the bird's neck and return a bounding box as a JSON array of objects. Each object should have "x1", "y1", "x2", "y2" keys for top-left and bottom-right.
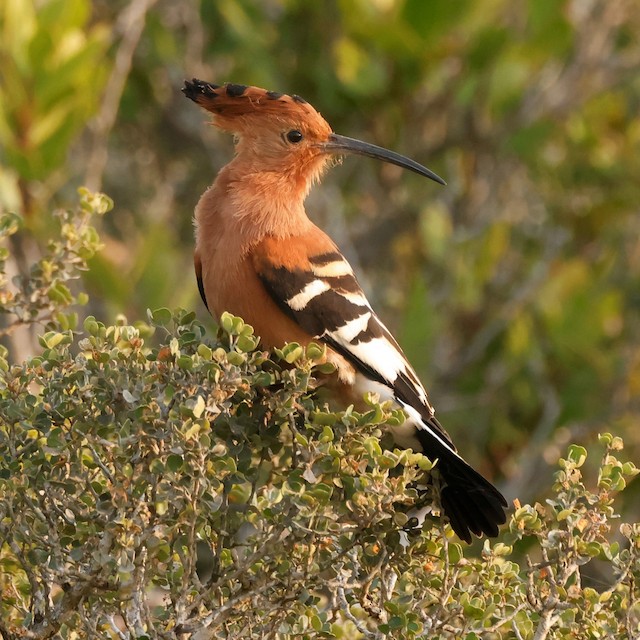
[{"x1": 195, "y1": 161, "x2": 315, "y2": 253}]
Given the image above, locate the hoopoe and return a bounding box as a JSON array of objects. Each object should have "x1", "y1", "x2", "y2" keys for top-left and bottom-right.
[{"x1": 183, "y1": 79, "x2": 508, "y2": 543}]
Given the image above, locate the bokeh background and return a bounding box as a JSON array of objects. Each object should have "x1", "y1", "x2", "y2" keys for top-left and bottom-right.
[{"x1": 1, "y1": 0, "x2": 639, "y2": 515}]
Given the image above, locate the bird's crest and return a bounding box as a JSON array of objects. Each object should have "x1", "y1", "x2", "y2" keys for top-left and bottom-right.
[{"x1": 182, "y1": 79, "x2": 332, "y2": 138}]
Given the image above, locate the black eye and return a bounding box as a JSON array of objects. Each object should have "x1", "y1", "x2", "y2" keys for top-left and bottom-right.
[{"x1": 286, "y1": 129, "x2": 304, "y2": 144}]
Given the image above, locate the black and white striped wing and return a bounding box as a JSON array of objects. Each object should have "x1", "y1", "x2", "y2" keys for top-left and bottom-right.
[
  {"x1": 254, "y1": 248, "x2": 455, "y2": 451},
  {"x1": 254, "y1": 244, "x2": 509, "y2": 543}
]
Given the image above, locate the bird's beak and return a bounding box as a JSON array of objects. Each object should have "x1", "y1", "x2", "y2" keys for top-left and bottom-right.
[{"x1": 322, "y1": 133, "x2": 446, "y2": 185}]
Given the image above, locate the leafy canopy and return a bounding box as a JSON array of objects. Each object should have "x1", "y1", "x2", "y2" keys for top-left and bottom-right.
[{"x1": 0, "y1": 195, "x2": 638, "y2": 639}]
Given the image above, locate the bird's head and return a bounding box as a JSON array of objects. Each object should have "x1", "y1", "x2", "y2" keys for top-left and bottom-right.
[{"x1": 182, "y1": 79, "x2": 445, "y2": 189}]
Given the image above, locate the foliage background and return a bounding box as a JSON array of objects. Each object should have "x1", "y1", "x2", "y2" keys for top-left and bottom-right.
[{"x1": 1, "y1": 0, "x2": 640, "y2": 632}]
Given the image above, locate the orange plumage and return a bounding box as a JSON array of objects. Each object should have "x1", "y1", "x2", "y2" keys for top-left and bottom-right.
[{"x1": 184, "y1": 79, "x2": 507, "y2": 543}]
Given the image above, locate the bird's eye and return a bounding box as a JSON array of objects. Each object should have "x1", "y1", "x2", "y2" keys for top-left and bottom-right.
[{"x1": 286, "y1": 130, "x2": 304, "y2": 144}]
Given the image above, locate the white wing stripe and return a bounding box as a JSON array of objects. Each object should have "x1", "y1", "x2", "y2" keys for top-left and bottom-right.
[
  {"x1": 311, "y1": 261, "x2": 354, "y2": 277},
  {"x1": 328, "y1": 310, "x2": 433, "y2": 415},
  {"x1": 335, "y1": 311, "x2": 372, "y2": 342},
  {"x1": 331, "y1": 334, "x2": 406, "y2": 385},
  {"x1": 287, "y1": 279, "x2": 331, "y2": 310},
  {"x1": 339, "y1": 291, "x2": 370, "y2": 307},
  {"x1": 399, "y1": 401, "x2": 462, "y2": 459}
]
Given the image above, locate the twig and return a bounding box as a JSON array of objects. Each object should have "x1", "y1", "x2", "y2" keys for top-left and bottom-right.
[
  {"x1": 512, "y1": 619, "x2": 526, "y2": 640},
  {"x1": 482, "y1": 603, "x2": 527, "y2": 633},
  {"x1": 85, "y1": 0, "x2": 158, "y2": 192},
  {"x1": 336, "y1": 582, "x2": 381, "y2": 639},
  {"x1": 175, "y1": 583, "x2": 273, "y2": 634}
]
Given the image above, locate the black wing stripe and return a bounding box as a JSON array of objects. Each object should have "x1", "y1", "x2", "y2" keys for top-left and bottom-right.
[
  {"x1": 351, "y1": 314, "x2": 385, "y2": 344},
  {"x1": 259, "y1": 269, "x2": 366, "y2": 336},
  {"x1": 323, "y1": 275, "x2": 362, "y2": 294},
  {"x1": 394, "y1": 373, "x2": 455, "y2": 448},
  {"x1": 255, "y1": 256, "x2": 447, "y2": 442},
  {"x1": 309, "y1": 251, "x2": 344, "y2": 266},
  {"x1": 295, "y1": 289, "x2": 368, "y2": 336},
  {"x1": 196, "y1": 273, "x2": 209, "y2": 310},
  {"x1": 262, "y1": 266, "x2": 317, "y2": 301}
]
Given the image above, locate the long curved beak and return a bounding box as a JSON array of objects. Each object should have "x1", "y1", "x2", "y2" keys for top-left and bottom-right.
[{"x1": 322, "y1": 133, "x2": 446, "y2": 185}]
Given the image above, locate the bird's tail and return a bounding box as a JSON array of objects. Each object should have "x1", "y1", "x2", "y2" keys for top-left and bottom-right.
[
  {"x1": 404, "y1": 408, "x2": 508, "y2": 543},
  {"x1": 434, "y1": 448, "x2": 508, "y2": 543}
]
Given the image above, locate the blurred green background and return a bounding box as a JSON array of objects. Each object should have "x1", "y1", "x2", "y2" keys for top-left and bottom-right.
[{"x1": 1, "y1": 0, "x2": 639, "y2": 512}]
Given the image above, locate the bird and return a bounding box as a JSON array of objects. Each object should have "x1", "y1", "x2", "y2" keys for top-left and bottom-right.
[{"x1": 182, "y1": 78, "x2": 508, "y2": 543}]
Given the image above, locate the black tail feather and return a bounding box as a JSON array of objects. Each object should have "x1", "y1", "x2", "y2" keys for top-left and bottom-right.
[{"x1": 416, "y1": 429, "x2": 508, "y2": 543}]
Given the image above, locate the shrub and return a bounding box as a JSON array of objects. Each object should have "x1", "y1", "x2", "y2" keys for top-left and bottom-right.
[{"x1": 0, "y1": 194, "x2": 638, "y2": 639}]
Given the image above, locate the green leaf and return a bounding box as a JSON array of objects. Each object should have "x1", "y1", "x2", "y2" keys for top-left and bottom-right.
[
  {"x1": 38, "y1": 330, "x2": 69, "y2": 349},
  {"x1": 150, "y1": 307, "x2": 173, "y2": 327},
  {"x1": 166, "y1": 454, "x2": 183, "y2": 472},
  {"x1": 306, "y1": 342, "x2": 325, "y2": 361},
  {"x1": 363, "y1": 437, "x2": 382, "y2": 459},
  {"x1": 236, "y1": 333, "x2": 258, "y2": 352},
  {"x1": 567, "y1": 444, "x2": 587, "y2": 467},
  {"x1": 220, "y1": 311, "x2": 246, "y2": 335},
  {"x1": 280, "y1": 342, "x2": 304, "y2": 363},
  {"x1": 227, "y1": 482, "x2": 252, "y2": 504},
  {"x1": 313, "y1": 412, "x2": 337, "y2": 427}
]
